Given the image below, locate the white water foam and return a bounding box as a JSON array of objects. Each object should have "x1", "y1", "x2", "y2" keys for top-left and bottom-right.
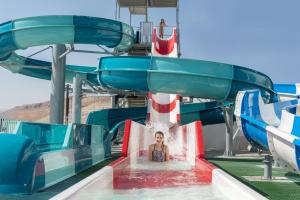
[
  {"x1": 130, "y1": 157, "x2": 193, "y2": 170},
  {"x1": 68, "y1": 184, "x2": 229, "y2": 200}
]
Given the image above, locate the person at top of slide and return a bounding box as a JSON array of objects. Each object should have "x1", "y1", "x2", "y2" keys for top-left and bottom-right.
[
  {"x1": 159, "y1": 18, "x2": 167, "y2": 38},
  {"x1": 148, "y1": 131, "x2": 170, "y2": 162}
]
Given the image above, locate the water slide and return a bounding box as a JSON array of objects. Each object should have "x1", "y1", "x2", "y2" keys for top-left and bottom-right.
[
  {"x1": 0, "y1": 16, "x2": 274, "y2": 101},
  {"x1": 0, "y1": 15, "x2": 274, "y2": 149},
  {"x1": 235, "y1": 88, "x2": 300, "y2": 172},
  {"x1": 0, "y1": 15, "x2": 134, "y2": 82},
  {"x1": 274, "y1": 83, "x2": 300, "y2": 101},
  {"x1": 50, "y1": 25, "x2": 268, "y2": 200},
  {"x1": 151, "y1": 27, "x2": 177, "y2": 56},
  {"x1": 0, "y1": 16, "x2": 274, "y2": 198},
  {"x1": 0, "y1": 15, "x2": 135, "y2": 193}
]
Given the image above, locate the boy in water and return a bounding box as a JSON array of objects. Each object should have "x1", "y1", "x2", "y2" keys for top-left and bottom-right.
[{"x1": 148, "y1": 131, "x2": 170, "y2": 162}]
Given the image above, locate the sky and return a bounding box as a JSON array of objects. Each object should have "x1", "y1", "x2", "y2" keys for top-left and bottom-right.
[{"x1": 0, "y1": 0, "x2": 300, "y2": 109}]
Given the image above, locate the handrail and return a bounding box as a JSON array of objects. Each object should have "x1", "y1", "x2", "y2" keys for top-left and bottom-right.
[
  {"x1": 108, "y1": 117, "x2": 146, "y2": 142},
  {"x1": 0, "y1": 118, "x2": 20, "y2": 133},
  {"x1": 277, "y1": 92, "x2": 300, "y2": 98}
]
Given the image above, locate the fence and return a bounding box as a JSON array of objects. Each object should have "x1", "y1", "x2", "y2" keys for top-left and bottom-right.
[{"x1": 0, "y1": 118, "x2": 20, "y2": 133}]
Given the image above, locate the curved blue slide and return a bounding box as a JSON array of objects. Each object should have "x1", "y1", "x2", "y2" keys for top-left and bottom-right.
[
  {"x1": 0, "y1": 16, "x2": 274, "y2": 101},
  {"x1": 235, "y1": 88, "x2": 300, "y2": 172},
  {"x1": 0, "y1": 15, "x2": 134, "y2": 81}
]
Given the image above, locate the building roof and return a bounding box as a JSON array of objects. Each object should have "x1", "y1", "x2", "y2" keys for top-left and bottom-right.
[
  {"x1": 118, "y1": 0, "x2": 178, "y2": 14},
  {"x1": 128, "y1": 7, "x2": 147, "y2": 15}
]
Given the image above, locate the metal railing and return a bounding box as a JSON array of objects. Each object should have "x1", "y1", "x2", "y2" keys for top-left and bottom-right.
[
  {"x1": 153, "y1": 25, "x2": 176, "y2": 38},
  {"x1": 140, "y1": 21, "x2": 153, "y2": 44},
  {"x1": 136, "y1": 22, "x2": 177, "y2": 44},
  {"x1": 0, "y1": 118, "x2": 20, "y2": 133}
]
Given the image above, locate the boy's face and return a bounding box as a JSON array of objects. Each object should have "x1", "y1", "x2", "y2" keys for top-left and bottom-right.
[{"x1": 155, "y1": 134, "x2": 164, "y2": 144}]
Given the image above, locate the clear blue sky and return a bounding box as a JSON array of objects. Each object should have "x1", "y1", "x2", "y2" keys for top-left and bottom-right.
[{"x1": 0, "y1": 0, "x2": 300, "y2": 109}]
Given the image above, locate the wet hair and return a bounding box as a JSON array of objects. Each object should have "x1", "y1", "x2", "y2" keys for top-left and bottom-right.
[{"x1": 155, "y1": 131, "x2": 164, "y2": 137}]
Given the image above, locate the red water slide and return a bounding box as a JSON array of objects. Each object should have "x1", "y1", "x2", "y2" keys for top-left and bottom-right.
[
  {"x1": 109, "y1": 120, "x2": 216, "y2": 189},
  {"x1": 152, "y1": 27, "x2": 177, "y2": 56}
]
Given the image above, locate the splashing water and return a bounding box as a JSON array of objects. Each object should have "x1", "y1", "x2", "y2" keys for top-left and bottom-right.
[
  {"x1": 144, "y1": 121, "x2": 184, "y2": 156},
  {"x1": 145, "y1": 121, "x2": 170, "y2": 138}
]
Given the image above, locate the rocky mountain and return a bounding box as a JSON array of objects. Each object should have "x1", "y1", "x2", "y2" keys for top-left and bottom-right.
[{"x1": 0, "y1": 95, "x2": 113, "y2": 123}]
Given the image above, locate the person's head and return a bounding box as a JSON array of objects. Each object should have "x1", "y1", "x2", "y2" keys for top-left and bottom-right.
[
  {"x1": 160, "y1": 18, "x2": 165, "y2": 23},
  {"x1": 154, "y1": 131, "x2": 164, "y2": 145}
]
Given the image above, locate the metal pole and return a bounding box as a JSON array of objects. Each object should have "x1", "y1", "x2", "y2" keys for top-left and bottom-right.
[
  {"x1": 263, "y1": 155, "x2": 273, "y2": 180},
  {"x1": 118, "y1": 3, "x2": 121, "y2": 20},
  {"x1": 111, "y1": 96, "x2": 116, "y2": 108},
  {"x1": 65, "y1": 84, "x2": 70, "y2": 124},
  {"x1": 176, "y1": 0, "x2": 181, "y2": 57},
  {"x1": 50, "y1": 44, "x2": 66, "y2": 124},
  {"x1": 145, "y1": 0, "x2": 148, "y2": 22},
  {"x1": 72, "y1": 74, "x2": 82, "y2": 124},
  {"x1": 115, "y1": 0, "x2": 118, "y2": 20},
  {"x1": 224, "y1": 105, "x2": 234, "y2": 156},
  {"x1": 130, "y1": 13, "x2": 132, "y2": 26}
]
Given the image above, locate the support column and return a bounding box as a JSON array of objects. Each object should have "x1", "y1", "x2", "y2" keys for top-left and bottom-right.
[
  {"x1": 224, "y1": 105, "x2": 234, "y2": 156},
  {"x1": 115, "y1": 0, "x2": 118, "y2": 20},
  {"x1": 130, "y1": 13, "x2": 132, "y2": 26},
  {"x1": 72, "y1": 73, "x2": 82, "y2": 124},
  {"x1": 145, "y1": 0, "x2": 148, "y2": 22},
  {"x1": 118, "y1": 3, "x2": 121, "y2": 20},
  {"x1": 263, "y1": 155, "x2": 273, "y2": 180},
  {"x1": 176, "y1": 0, "x2": 181, "y2": 57},
  {"x1": 50, "y1": 44, "x2": 66, "y2": 124},
  {"x1": 65, "y1": 84, "x2": 70, "y2": 124},
  {"x1": 111, "y1": 95, "x2": 118, "y2": 108}
]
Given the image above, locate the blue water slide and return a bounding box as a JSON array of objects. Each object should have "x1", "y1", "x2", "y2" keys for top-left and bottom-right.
[
  {"x1": 98, "y1": 56, "x2": 275, "y2": 102},
  {"x1": 0, "y1": 15, "x2": 134, "y2": 82},
  {"x1": 235, "y1": 89, "x2": 300, "y2": 171},
  {"x1": 0, "y1": 16, "x2": 274, "y2": 101},
  {"x1": 274, "y1": 84, "x2": 300, "y2": 95}
]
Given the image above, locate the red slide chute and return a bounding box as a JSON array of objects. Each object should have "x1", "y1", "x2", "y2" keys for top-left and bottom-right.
[{"x1": 152, "y1": 27, "x2": 177, "y2": 56}]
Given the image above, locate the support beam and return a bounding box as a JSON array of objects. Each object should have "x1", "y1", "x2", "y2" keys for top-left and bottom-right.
[
  {"x1": 145, "y1": 0, "x2": 148, "y2": 22},
  {"x1": 111, "y1": 95, "x2": 118, "y2": 108},
  {"x1": 65, "y1": 84, "x2": 70, "y2": 124},
  {"x1": 224, "y1": 105, "x2": 234, "y2": 156},
  {"x1": 50, "y1": 44, "x2": 66, "y2": 124},
  {"x1": 118, "y1": 3, "x2": 121, "y2": 20},
  {"x1": 176, "y1": 0, "x2": 181, "y2": 57},
  {"x1": 130, "y1": 13, "x2": 132, "y2": 25},
  {"x1": 115, "y1": 0, "x2": 118, "y2": 20},
  {"x1": 72, "y1": 74, "x2": 82, "y2": 124}
]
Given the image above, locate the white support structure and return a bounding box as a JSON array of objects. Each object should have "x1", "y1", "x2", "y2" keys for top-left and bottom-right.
[
  {"x1": 50, "y1": 44, "x2": 67, "y2": 124},
  {"x1": 72, "y1": 74, "x2": 82, "y2": 124}
]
